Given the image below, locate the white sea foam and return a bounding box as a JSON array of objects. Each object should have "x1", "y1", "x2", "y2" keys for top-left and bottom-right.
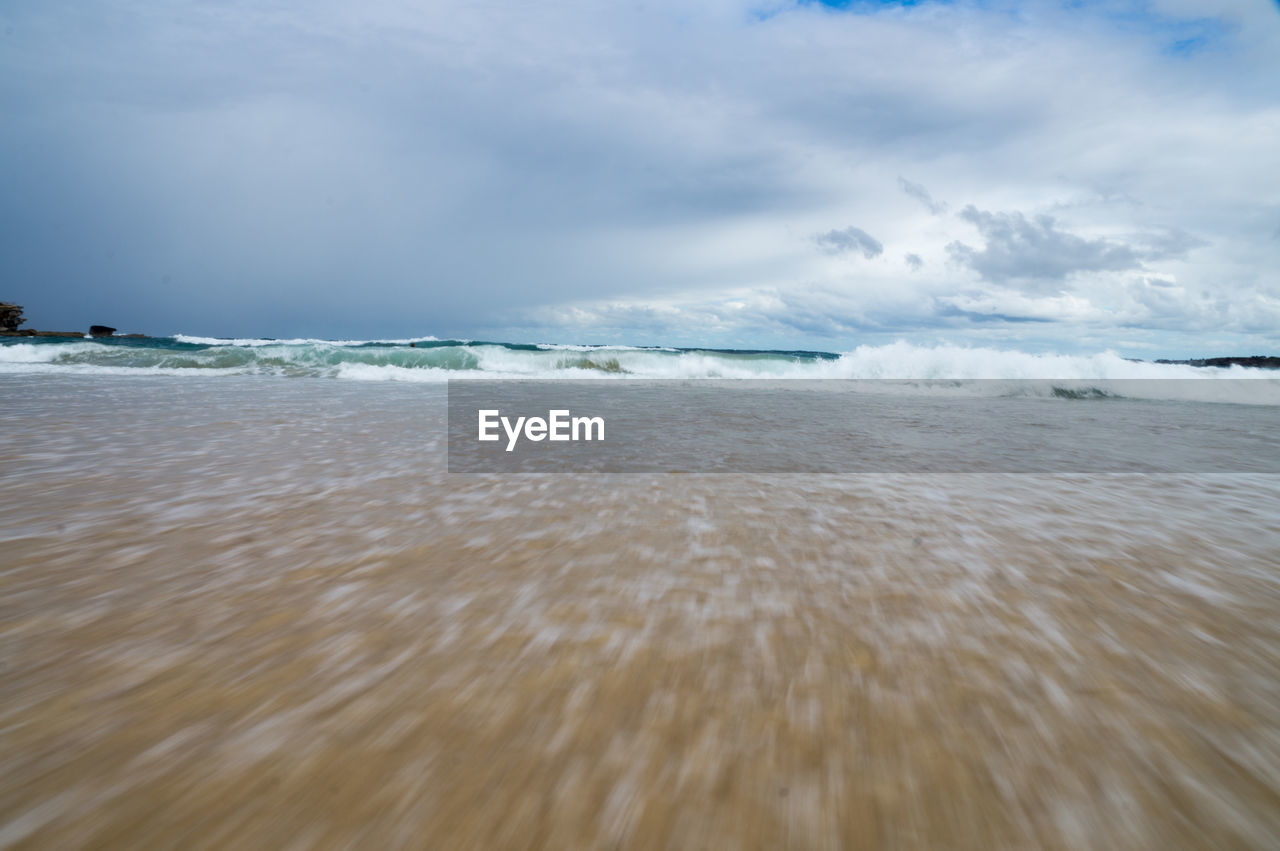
[
  {"x1": 533, "y1": 343, "x2": 680, "y2": 353},
  {"x1": 826, "y1": 342, "x2": 1214, "y2": 380},
  {"x1": 0, "y1": 360, "x2": 250, "y2": 378},
  {"x1": 334, "y1": 363, "x2": 459, "y2": 382},
  {"x1": 0, "y1": 343, "x2": 71, "y2": 364}
]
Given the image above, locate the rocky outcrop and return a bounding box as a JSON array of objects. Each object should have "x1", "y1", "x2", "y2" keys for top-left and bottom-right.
[
  {"x1": 1156, "y1": 356, "x2": 1280, "y2": 370},
  {"x1": 0, "y1": 303, "x2": 145, "y2": 338},
  {"x1": 0, "y1": 329, "x2": 85, "y2": 338},
  {"x1": 0, "y1": 302, "x2": 22, "y2": 331}
]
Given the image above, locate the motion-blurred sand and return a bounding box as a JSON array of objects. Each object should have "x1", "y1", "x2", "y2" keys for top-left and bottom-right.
[{"x1": 2, "y1": 377, "x2": 1278, "y2": 849}]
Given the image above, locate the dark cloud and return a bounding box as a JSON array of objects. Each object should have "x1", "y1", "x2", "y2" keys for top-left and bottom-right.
[
  {"x1": 904, "y1": 252, "x2": 923, "y2": 270},
  {"x1": 898, "y1": 177, "x2": 946, "y2": 214},
  {"x1": 815, "y1": 226, "x2": 883, "y2": 259},
  {"x1": 947, "y1": 206, "x2": 1142, "y2": 291},
  {"x1": 1131, "y1": 227, "x2": 1208, "y2": 260},
  {"x1": 934, "y1": 303, "x2": 1054, "y2": 324},
  {"x1": 946, "y1": 206, "x2": 1210, "y2": 294}
]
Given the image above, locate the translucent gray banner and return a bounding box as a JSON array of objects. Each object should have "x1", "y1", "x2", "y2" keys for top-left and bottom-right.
[{"x1": 447, "y1": 379, "x2": 1279, "y2": 473}]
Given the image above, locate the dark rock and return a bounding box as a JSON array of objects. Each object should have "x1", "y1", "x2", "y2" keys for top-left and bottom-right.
[
  {"x1": 89, "y1": 325, "x2": 117, "y2": 337},
  {"x1": 0, "y1": 302, "x2": 23, "y2": 331},
  {"x1": 0, "y1": 329, "x2": 86, "y2": 338},
  {"x1": 1156, "y1": 356, "x2": 1280, "y2": 370}
]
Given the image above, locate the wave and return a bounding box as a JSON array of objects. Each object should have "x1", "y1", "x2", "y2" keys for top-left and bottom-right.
[
  {"x1": 1, "y1": 336, "x2": 1276, "y2": 403},
  {"x1": 171, "y1": 334, "x2": 440, "y2": 347}
]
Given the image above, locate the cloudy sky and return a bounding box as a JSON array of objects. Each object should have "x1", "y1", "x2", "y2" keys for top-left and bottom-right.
[{"x1": 2, "y1": 0, "x2": 1278, "y2": 355}]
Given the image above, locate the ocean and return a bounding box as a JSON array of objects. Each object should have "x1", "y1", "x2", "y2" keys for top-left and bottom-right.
[
  {"x1": 2, "y1": 333, "x2": 1278, "y2": 382},
  {"x1": 2, "y1": 335, "x2": 1279, "y2": 848}
]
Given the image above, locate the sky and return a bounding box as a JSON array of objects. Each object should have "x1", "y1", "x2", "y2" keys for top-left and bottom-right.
[{"x1": 1, "y1": 0, "x2": 1278, "y2": 356}]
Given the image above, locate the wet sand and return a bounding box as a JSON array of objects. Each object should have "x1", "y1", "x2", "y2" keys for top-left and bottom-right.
[{"x1": 2, "y1": 377, "x2": 1279, "y2": 849}]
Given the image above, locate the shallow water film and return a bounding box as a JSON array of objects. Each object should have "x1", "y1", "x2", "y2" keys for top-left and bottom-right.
[{"x1": 2, "y1": 376, "x2": 1279, "y2": 849}]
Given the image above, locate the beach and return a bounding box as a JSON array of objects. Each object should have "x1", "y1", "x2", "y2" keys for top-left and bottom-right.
[
  {"x1": 6, "y1": 0, "x2": 1279, "y2": 841},
  {"x1": 3, "y1": 371, "x2": 1279, "y2": 848}
]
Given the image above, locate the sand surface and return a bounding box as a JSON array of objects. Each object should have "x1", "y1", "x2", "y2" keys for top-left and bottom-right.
[{"x1": 2, "y1": 377, "x2": 1279, "y2": 849}]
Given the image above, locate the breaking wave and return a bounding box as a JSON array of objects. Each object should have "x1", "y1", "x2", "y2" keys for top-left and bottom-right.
[{"x1": 1, "y1": 336, "x2": 1276, "y2": 403}]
